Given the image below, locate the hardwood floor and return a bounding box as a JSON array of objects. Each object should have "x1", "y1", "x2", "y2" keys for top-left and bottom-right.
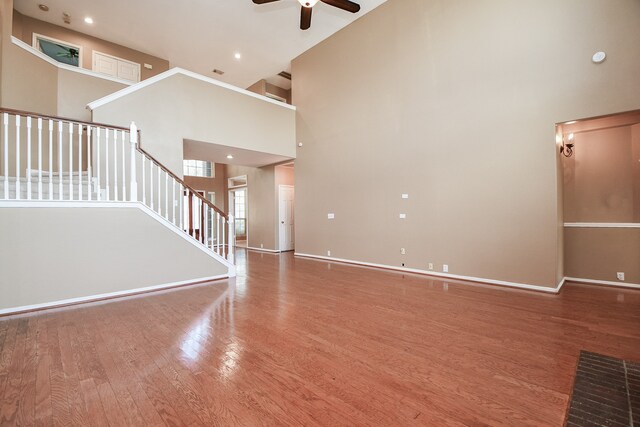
[{"x1": 1, "y1": 249, "x2": 639, "y2": 425}]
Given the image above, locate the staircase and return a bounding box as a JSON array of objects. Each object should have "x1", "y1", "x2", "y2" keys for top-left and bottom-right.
[
  {"x1": 1, "y1": 172, "x2": 94, "y2": 200},
  {"x1": 0, "y1": 108, "x2": 235, "y2": 268}
]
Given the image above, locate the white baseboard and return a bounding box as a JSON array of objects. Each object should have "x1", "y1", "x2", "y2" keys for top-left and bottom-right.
[
  {"x1": 564, "y1": 277, "x2": 640, "y2": 290},
  {"x1": 246, "y1": 246, "x2": 281, "y2": 253},
  {"x1": 294, "y1": 253, "x2": 564, "y2": 294},
  {"x1": 0, "y1": 274, "x2": 229, "y2": 316}
]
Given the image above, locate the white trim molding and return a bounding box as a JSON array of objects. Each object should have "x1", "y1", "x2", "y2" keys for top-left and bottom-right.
[
  {"x1": 565, "y1": 277, "x2": 640, "y2": 290},
  {"x1": 246, "y1": 247, "x2": 281, "y2": 253},
  {"x1": 294, "y1": 253, "x2": 564, "y2": 294},
  {"x1": 0, "y1": 274, "x2": 229, "y2": 316},
  {"x1": 11, "y1": 36, "x2": 134, "y2": 86},
  {"x1": 87, "y1": 67, "x2": 296, "y2": 111},
  {"x1": 564, "y1": 222, "x2": 640, "y2": 228}
]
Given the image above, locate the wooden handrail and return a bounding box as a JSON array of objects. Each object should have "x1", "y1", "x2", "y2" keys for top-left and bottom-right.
[
  {"x1": 136, "y1": 140, "x2": 227, "y2": 218},
  {"x1": 0, "y1": 107, "x2": 227, "y2": 218},
  {"x1": 0, "y1": 107, "x2": 130, "y2": 131}
]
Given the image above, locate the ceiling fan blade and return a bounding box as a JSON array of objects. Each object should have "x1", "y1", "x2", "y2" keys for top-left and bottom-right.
[
  {"x1": 252, "y1": 0, "x2": 281, "y2": 4},
  {"x1": 300, "y1": 6, "x2": 312, "y2": 30},
  {"x1": 320, "y1": 0, "x2": 360, "y2": 13}
]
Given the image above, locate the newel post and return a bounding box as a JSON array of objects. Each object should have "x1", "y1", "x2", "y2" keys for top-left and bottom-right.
[{"x1": 129, "y1": 122, "x2": 138, "y2": 201}]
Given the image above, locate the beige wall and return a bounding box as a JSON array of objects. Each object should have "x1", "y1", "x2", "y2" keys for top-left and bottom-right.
[
  {"x1": 1, "y1": 2, "x2": 126, "y2": 120},
  {"x1": 1, "y1": 41, "x2": 126, "y2": 120},
  {"x1": 13, "y1": 11, "x2": 169, "y2": 81},
  {"x1": 0, "y1": 206, "x2": 228, "y2": 311},
  {"x1": 563, "y1": 125, "x2": 639, "y2": 223},
  {"x1": 561, "y1": 114, "x2": 640, "y2": 285},
  {"x1": 1, "y1": 36, "x2": 58, "y2": 114},
  {"x1": 292, "y1": 0, "x2": 640, "y2": 288},
  {"x1": 92, "y1": 72, "x2": 297, "y2": 178},
  {"x1": 226, "y1": 164, "x2": 277, "y2": 250},
  {"x1": 247, "y1": 79, "x2": 292, "y2": 104},
  {"x1": 565, "y1": 228, "x2": 640, "y2": 284}
]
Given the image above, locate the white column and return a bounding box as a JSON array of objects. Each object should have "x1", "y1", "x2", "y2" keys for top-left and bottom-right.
[
  {"x1": 48, "y1": 120, "x2": 53, "y2": 200},
  {"x1": 57, "y1": 121, "x2": 63, "y2": 201},
  {"x1": 216, "y1": 212, "x2": 221, "y2": 255},
  {"x1": 120, "y1": 130, "x2": 126, "y2": 200},
  {"x1": 149, "y1": 162, "x2": 154, "y2": 210},
  {"x1": 87, "y1": 126, "x2": 92, "y2": 201},
  {"x1": 3, "y1": 114, "x2": 9, "y2": 199},
  {"x1": 26, "y1": 117, "x2": 31, "y2": 200},
  {"x1": 15, "y1": 115, "x2": 21, "y2": 200},
  {"x1": 129, "y1": 122, "x2": 138, "y2": 201},
  {"x1": 105, "y1": 129, "x2": 110, "y2": 201},
  {"x1": 37, "y1": 118, "x2": 43, "y2": 200},
  {"x1": 227, "y1": 214, "x2": 235, "y2": 263},
  {"x1": 68, "y1": 123, "x2": 73, "y2": 201},
  {"x1": 78, "y1": 124, "x2": 83, "y2": 200},
  {"x1": 141, "y1": 156, "x2": 146, "y2": 204},
  {"x1": 96, "y1": 128, "x2": 101, "y2": 201}
]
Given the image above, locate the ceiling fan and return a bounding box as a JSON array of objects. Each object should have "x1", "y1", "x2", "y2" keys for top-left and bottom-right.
[{"x1": 253, "y1": 0, "x2": 361, "y2": 30}]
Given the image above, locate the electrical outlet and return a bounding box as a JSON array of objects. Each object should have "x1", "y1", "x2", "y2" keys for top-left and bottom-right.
[
  {"x1": 328, "y1": 213, "x2": 335, "y2": 219},
  {"x1": 443, "y1": 264, "x2": 449, "y2": 273},
  {"x1": 400, "y1": 248, "x2": 406, "y2": 255},
  {"x1": 617, "y1": 272, "x2": 625, "y2": 281},
  {"x1": 428, "y1": 263, "x2": 434, "y2": 270},
  {"x1": 327, "y1": 250, "x2": 331, "y2": 257},
  {"x1": 402, "y1": 194, "x2": 409, "y2": 199},
  {"x1": 260, "y1": 243, "x2": 264, "y2": 249},
  {"x1": 399, "y1": 213, "x2": 407, "y2": 219}
]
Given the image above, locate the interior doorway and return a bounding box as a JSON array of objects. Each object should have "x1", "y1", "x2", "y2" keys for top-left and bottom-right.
[
  {"x1": 278, "y1": 185, "x2": 295, "y2": 252},
  {"x1": 228, "y1": 188, "x2": 247, "y2": 246}
]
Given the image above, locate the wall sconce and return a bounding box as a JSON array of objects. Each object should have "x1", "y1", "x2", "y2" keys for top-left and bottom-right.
[{"x1": 560, "y1": 133, "x2": 575, "y2": 157}]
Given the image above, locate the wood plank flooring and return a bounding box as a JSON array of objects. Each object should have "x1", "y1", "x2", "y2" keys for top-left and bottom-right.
[{"x1": 1, "y1": 249, "x2": 639, "y2": 425}]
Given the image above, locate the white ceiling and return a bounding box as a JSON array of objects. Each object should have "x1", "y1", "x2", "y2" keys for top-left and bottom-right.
[
  {"x1": 183, "y1": 139, "x2": 293, "y2": 168},
  {"x1": 14, "y1": 0, "x2": 387, "y2": 90}
]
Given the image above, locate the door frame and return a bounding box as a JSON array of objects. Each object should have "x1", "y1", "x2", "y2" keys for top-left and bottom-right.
[
  {"x1": 228, "y1": 186, "x2": 248, "y2": 243},
  {"x1": 278, "y1": 185, "x2": 294, "y2": 252}
]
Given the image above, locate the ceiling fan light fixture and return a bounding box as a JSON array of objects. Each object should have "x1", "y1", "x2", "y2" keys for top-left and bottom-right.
[{"x1": 298, "y1": 0, "x2": 319, "y2": 7}]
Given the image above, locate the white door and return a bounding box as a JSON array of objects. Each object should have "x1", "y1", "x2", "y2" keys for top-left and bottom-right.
[
  {"x1": 117, "y1": 60, "x2": 140, "y2": 82},
  {"x1": 93, "y1": 51, "x2": 140, "y2": 83},
  {"x1": 93, "y1": 53, "x2": 118, "y2": 77},
  {"x1": 278, "y1": 185, "x2": 294, "y2": 251}
]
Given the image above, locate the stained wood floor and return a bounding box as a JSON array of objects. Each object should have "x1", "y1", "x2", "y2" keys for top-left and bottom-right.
[{"x1": 1, "y1": 249, "x2": 639, "y2": 426}]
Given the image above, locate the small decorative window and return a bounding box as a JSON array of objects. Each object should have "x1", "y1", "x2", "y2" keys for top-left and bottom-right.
[
  {"x1": 183, "y1": 160, "x2": 213, "y2": 178},
  {"x1": 33, "y1": 34, "x2": 82, "y2": 67}
]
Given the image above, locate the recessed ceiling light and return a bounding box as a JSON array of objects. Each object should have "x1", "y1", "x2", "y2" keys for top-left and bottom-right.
[
  {"x1": 84, "y1": 17, "x2": 94, "y2": 24},
  {"x1": 234, "y1": 52, "x2": 241, "y2": 60},
  {"x1": 38, "y1": 4, "x2": 49, "y2": 11},
  {"x1": 226, "y1": 155, "x2": 234, "y2": 159}
]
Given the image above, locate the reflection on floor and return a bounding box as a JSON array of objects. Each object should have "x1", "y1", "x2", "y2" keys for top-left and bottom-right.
[{"x1": 0, "y1": 248, "x2": 639, "y2": 425}]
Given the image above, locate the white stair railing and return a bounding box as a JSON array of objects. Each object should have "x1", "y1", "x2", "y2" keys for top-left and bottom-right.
[{"x1": 0, "y1": 108, "x2": 234, "y2": 264}]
